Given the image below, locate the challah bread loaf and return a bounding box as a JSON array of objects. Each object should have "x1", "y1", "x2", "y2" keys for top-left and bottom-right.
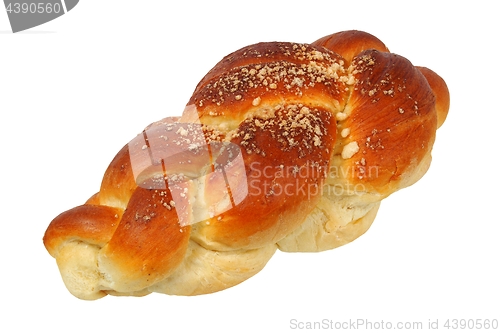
[{"x1": 43, "y1": 30, "x2": 450, "y2": 299}]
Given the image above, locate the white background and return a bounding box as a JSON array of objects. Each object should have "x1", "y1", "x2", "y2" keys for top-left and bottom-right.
[{"x1": 1, "y1": 1, "x2": 498, "y2": 332}]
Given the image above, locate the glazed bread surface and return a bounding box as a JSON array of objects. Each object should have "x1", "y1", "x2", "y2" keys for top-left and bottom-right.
[{"x1": 43, "y1": 30, "x2": 450, "y2": 299}]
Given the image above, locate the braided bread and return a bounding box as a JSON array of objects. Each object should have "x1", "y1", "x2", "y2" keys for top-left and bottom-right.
[{"x1": 43, "y1": 30, "x2": 450, "y2": 300}]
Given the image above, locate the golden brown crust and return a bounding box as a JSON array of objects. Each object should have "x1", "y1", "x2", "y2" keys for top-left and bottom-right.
[
  {"x1": 312, "y1": 30, "x2": 390, "y2": 64},
  {"x1": 43, "y1": 30, "x2": 450, "y2": 299},
  {"x1": 417, "y1": 66, "x2": 450, "y2": 128},
  {"x1": 98, "y1": 145, "x2": 138, "y2": 209},
  {"x1": 338, "y1": 49, "x2": 437, "y2": 194},
  {"x1": 189, "y1": 42, "x2": 351, "y2": 129},
  {"x1": 43, "y1": 204, "x2": 122, "y2": 257},
  {"x1": 99, "y1": 187, "x2": 191, "y2": 292},
  {"x1": 191, "y1": 106, "x2": 337, "y2": 250}
]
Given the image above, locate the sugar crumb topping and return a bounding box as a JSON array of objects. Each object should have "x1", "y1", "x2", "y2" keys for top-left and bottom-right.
[
  {"x1": 336, "y1": 112, "x2": 348, "y2": 121},
  {"x1": 341, "y1": 128, "x2": 350, "y2": 138},
  {"x1": 252, "y1": 97, "x2": 261, "y2": 106},
  {"x1": 237, "y1": 103, "x2": 331, "y2": 158},
  {"x1": 341, "y1": 141, "x2": 359, "y2": 159},
  {"x1": 192, "y1": 42, "x2": 356, "y2": 109}
]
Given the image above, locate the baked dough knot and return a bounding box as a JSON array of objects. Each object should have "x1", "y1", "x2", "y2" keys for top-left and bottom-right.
[{"x1": 43, "y1": 30, "x2": 450, "y2": 299}]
